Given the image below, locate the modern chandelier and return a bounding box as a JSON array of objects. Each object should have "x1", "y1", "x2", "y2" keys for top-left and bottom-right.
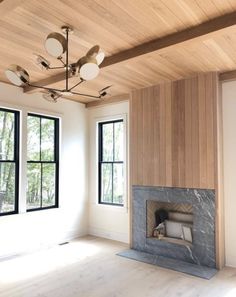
[{"x1": 5, "y1": 26, "x2": 111, "y2": 102}]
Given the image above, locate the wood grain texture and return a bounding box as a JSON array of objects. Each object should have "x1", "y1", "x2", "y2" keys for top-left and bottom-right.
[
  {"x1": 0, "y1": 237, "x2": 235, "y2": 297},
  {"x1": 1, "y1": 1, "x2": 236, "y2": 103},
  {"x1": 23, "y1": 9, "x2": 236, "y2": 95},
  {"x1": 214, "y1": 80, "x2": 225, "y2": 270},
  {"x1": 219, "y1": 69, "x2": 236, "y2": 81},
  {"x1": 130, "y1": 73, "x2": 218, "y2": 189},
  {"x1": 85, "y1": 94, "x2": 129, "y2": 108},
  {"x1": 0, "y1": 0, "x2": 26, "y2": 18}
]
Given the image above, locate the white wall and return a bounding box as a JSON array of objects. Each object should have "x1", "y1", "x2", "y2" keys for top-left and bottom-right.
[
  {"x1": 222, "y1": 81, "x2": 236, "y2": 267},
  {"x1": 0, "y1": 82, "x2": 88, "y2": 258},
  {"x1": 88, "y1": 101, "x2": 130, "y2": 243}
]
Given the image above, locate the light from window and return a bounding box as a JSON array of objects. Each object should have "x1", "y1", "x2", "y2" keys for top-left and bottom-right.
[
  {"x1": 0, "y1": 108, "x2": 19, "y2": 216},
  {"x1": 27, "y1": 114, "x2": 59, "y2": 211},
  {"x1": 98, "y1": 120, "x2": 124, "y2": 206}
]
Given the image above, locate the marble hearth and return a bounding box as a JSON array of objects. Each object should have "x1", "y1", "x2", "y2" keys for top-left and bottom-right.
[{"x1": 132, "y1": 186, "x2": 216, "y2": 269}]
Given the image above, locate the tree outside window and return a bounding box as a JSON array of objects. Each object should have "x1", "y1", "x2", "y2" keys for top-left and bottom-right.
[
  {"x1": 98, "y1": 120, "x2": 124, "y2": 206},
  {"x1": 27, "y1": 114, "x2": 59, "y2": 211},
  {"x1": 0, "y1": 108, "x2": 19, "y2": 216}
]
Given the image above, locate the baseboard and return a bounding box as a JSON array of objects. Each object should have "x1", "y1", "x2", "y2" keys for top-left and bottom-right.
[
  {"x1": 226, "y1": 258, "x2": 236, "y2": 268},
  {"x1": 88, "y1": 226, "x2": 129, "y2": 243}
]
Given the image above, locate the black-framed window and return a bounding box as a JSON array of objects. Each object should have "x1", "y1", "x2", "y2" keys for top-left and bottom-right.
[
  {"x1": 27, "y1": 113, "x2": 59, "y2": 211},
  {"x1": 0, "y1": 108, "x2": 19, "y2": 216},
  {"x1": 98, "y1": 119, "x2": 124, "y2": 206}
]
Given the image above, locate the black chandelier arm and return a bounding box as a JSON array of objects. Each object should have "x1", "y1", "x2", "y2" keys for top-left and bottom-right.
[
  {"x1": 26, "y1": 83, "x2": 63, "y2": 93},
  {"x1": 57, "y1": 56, "x2": 66, "y2": 67},
  {"x1": 68, "y1": 79, "x2": 84, "y2": 91},
  {"x1": 70, "y1": 91, "x2": 101, "y2": 100}
]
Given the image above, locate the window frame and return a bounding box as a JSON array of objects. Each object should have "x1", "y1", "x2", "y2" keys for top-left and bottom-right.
[
  {"x1": 26, "y1": 113, "x2": 59, "y2": 212},
  {"x1": 0, "y1": 107, "x2": 19, "y2": 216},
  {"x1": 98, "y1": 119, "x2": 124, "y2": 207}
]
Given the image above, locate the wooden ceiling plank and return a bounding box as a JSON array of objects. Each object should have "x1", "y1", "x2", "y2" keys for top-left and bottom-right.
[
  {"x1": 101, "y1": 10, "x2": 236, "y2": 67},
  {"x1": 24, "y1": 10, "x2": 236, "y2": 94},
  {"x1": 212, "y1": 0, "x2": 235, "y2": 14},
  {"x1": 161, "y1": 0, "x2": 204, "y2": 26},
  {"x1": 0, "y1": 0, "x2": 26, "y2": 18},
  {"x1": 85, "y1": 93, "x2": 130, "y2": 108}
]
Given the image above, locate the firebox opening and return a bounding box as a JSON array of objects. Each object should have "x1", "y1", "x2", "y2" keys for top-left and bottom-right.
[{"x1": 146, "y1": 200, "x2": 193, "y2": 247}]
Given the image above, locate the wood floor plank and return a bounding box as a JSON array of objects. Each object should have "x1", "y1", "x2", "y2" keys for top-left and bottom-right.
[{"x1": 0, "y1": 237, "x2": 235, "y2": 297}]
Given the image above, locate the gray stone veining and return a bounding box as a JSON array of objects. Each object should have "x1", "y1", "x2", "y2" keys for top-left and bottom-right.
[{"x1": 132, "y1": 186, "x2": 216, "y2": 268}]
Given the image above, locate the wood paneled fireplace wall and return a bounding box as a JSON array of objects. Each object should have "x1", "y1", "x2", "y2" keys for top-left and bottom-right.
[{"x1": 130, "y1": 72, "x2": 224, "y2": 269}]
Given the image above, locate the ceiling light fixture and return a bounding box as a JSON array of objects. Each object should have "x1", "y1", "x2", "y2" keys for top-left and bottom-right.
[
  {"x1": 5, "y1": 64, "x2": 30, "y2": 86},
  {"x1": 5, "y1": 25, "x2": 110, "y2": 102}
]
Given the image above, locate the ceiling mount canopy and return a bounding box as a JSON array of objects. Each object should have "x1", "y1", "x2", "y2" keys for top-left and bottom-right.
[{"x1": 5, "y1": 25, "x2": 110, "y2": 102}]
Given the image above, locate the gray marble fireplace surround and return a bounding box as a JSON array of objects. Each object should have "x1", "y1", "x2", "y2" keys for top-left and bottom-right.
[{"x1": 132, "y1": 186, "x2": 216, "y2": 269}]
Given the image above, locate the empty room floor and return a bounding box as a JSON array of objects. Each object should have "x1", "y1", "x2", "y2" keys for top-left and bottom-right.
[{"x1": 0, "y1": 236, "x2": 236, "y2": 297}]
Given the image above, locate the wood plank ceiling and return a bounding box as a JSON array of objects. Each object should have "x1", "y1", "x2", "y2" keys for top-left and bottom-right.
[{"x1": 1, "y1": 0, "x2": 236, "y2": 103}]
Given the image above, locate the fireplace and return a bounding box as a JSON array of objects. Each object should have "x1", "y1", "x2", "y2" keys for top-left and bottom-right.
[
  {"x1": 146, "y1": 200, "x2": 193, "y2": 246},
  {"x1": 132, "y1": 186, "x2": 216, "y2": 268}
]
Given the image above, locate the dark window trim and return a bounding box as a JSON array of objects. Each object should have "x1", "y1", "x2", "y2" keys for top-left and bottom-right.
[
  {"x1": 0, "y1": 108, "x2": 19, "y2": 216},
  {"x1": 98, "y1": 119, "x2": 124, "y2": 206},
  {"x1": 27, "y1": 113, "x2": 59, "y2": 212}
]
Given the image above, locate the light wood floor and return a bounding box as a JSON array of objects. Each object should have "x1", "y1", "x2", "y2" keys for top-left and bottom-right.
[{"x1": 0, "y1": 236, "x2": 236, "y2": 297}]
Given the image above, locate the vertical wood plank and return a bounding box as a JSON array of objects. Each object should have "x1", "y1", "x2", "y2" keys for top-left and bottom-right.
[
  {"x1": 198, "y1": 74, "x2": 207, "y2": 188},
  {"x1": 153, "y1": 85, "x2": 161, "y2": 185},
  {"x1": 213, "y1": 73, "x2": 225, "y2": 269},
  {"x1": 191, "y1": 76, "x2": 200, "y2": 188},
  {"x1": 137, "y1": 91, "x2": 144, "y2": 185},
  {"x1": 206, "y1": 73, "x2": 215, "y2": 189},
  {"x1": 165, "y1": 82, "x2": 172, "y2": 186},
  {"x1": 171, "y1": 81, "x2": 179, "y2": 186},
  {"x1": 184, "y1": 77, "x2": 193, "y2": 187},
  {"x1": 130, "y1": 93, "x2": 136, "y2": 185},
  {"x1": 159, "y1": 83, "x2": 166, "y2": 185},
  {"x1": 178, "y1": 79, "x2": 186, "y2": 187}
]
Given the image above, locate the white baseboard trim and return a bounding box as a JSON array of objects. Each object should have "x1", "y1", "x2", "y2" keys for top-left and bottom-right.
[
  {"x1": 88, "y1": 226, "x2": 129, "y2": 243},
  {"x1": 226, "y1": 258, "x2": 236, "y2": 268}
]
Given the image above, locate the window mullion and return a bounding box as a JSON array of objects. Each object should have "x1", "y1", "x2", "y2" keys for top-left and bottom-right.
[
  {"x1": 40, "y1": 163, "x2": 43, "y2": 208},
  {"x1": 112, "y1": 122, "x2": 115, "y2": 203},
  {"x1": 40, "y1": 117, "x2": 42, "y2": 162},
  {"x1": 111, "y1": 162, "x2": 114, "y2": 204}
]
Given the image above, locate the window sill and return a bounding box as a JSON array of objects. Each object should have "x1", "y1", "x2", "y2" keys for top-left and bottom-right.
[{"x1": 91, "y1": 202, "x2": 128, "y2": 213}]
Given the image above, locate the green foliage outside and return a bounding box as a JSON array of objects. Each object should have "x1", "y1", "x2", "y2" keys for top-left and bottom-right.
[
  {"x1": 101, "y1": 121, "x2": 124, "y2": 205},
  {"x1": 0, "y1": 111, "x2": 15, "y2": 213},
  {"x1": 27, "y1": 116, "x2": 56, "y2": 209},
  {"x1": 0, "y1": 112, "x2": 57, "y2": 213}
]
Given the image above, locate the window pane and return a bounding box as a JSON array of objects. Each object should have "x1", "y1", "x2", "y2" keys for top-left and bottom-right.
[
  {"x1": 41, "y1": 118, "x2": 55, "y2": 161},
  {"x1": 42, "y1": 163, "x2": 55, "y2": 207},
  {"x1": 0, "y1": 162, "x2": 15, "y2": 213},
  {"x1": 113, "y1": 164, "x2": 124, "y2": 205},
  {"x1": 102, "y1": 123, "x2": 113, "y2": 161},
  {"x1": 27, "y1": 163, "x2": 41, "y2": 209},
  {"x1": 27, "y1": 116, "x2": 40, "y2": 161},
  {"x1": 0, "y1": 111, "x2": 14, "y2": 160},
  {"x1": 114, "y1": 121, "x2": 124, "y2": 161},
  {"x1": 101, "y1": 163, "x2": 112, "y2": 203}
]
